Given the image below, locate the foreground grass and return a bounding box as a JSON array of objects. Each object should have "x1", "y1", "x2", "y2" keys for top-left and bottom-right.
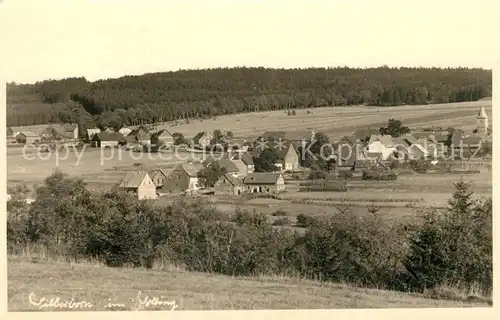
[{"x1": 8, "y1": 256, "x2": 488, "y2": 311}]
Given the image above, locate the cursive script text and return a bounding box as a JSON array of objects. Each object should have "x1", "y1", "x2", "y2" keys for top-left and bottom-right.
[
  {"x1": 29, "y1": 292, "x2": 94, "y2": 310},
  {"x1": 136, "y1": 291, "x2": 178, "y2": 311}
]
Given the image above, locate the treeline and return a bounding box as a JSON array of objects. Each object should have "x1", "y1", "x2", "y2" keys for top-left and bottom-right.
[
  {"x1": 7, "y1": 171, "x2": 492, "y2": 299},
  {"x1": 7, "y1": 67, "x2": 492, "y2": 128}
]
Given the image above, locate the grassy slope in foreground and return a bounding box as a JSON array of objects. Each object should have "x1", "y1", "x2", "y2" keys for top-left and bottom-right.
[{"x1": 8, "y1": 257, "x2": 486, "y2": 311}]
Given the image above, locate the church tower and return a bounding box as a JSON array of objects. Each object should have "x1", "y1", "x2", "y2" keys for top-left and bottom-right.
[{"x1": 476, "y1": 106, "x2": 488, "y2": 139}]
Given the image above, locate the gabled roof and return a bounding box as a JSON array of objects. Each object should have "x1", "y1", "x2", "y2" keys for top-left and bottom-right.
[
  {"x1": 104, "y1": 127, "x2": 115, "y2": 133},
  {"x1": 177, "y1": 162, "x2": 204, "y2": 177},
  {"x1": 129, "y1": 127, "x2": 150, "y2": 140},
  {"x1": 7, "y1": 127, "x2": 13, "y2": 137},
  {"x1": 93, "y1": 132, "x2": 125, "y2": 142},
  {"x1": 233, "y1": 152, "x2": 255, "y2": 165},
  {"x1": 193, "y1": 132, "x2": 213, "y2": 144},
  {"x1": 217, "y1": 172, "x2": 244, "y2": 186},
  {"x1": 243, "y1": 172, "x2": 282, "y2": 185},
  {"x1": 118, "y1": 171, "x2": 149, "y2": 189},
  {"x1": 411, "y1": 132, "x2": 432, "y2": 140},
  {"x1": 253, "y1": 139, "x2": 297, "y2": 160},
  {"x1": 230, "y1": 159, "x2": 248, "y2": 176},
  {"x1": 150, "y1": 168, "x2": 173, "y2": 178},
  {"x1": 209, "y1": 158, "x2": 240, "y2": 173},
  {"x1": 151, "y1": 129, "x2": 173, "y2": 139},
  {"x1": 368, "y1": 135, "x2": 395, "y2": 148}
]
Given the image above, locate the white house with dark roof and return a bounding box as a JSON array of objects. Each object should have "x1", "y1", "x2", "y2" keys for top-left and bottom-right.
[{"x1": 366, "y1": 135, "x2": 396, "y2": 160}]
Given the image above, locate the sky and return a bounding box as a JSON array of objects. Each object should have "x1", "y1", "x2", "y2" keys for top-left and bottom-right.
[{"x1": 0, "y1": 0, "x2": 498, "y2": 84}]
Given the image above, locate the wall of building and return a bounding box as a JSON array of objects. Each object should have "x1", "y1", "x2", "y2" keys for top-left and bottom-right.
[
  {"x1": 137, "y1": 175, "x2": 157, "y2": 200},
  {"x1": 161, "y1": 170, "x2": 190, "y2": 193}
]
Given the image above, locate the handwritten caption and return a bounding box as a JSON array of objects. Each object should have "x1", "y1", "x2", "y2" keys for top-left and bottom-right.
[{"x1": 28, "y1": 291, "x2": 178, "y2": 311}]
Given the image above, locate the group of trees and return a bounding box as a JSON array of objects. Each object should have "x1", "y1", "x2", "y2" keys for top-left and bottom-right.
[
  {"x1": 7, "y1": 67, "x2": 491, "y2": 128},
  {"x1": 7, "y1": 171, "x2": 492, "y2": 298}
]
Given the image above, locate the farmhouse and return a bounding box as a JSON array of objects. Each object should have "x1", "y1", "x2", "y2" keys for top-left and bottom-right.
[
  {"x1": 366, "y1": 135, "x2": 396, "y2": 160},
  {"x1": 15, "y1": 132, "x2": 40, "y2": 144},
  {"x1": 392, "y1": 135, "x2": 429, "y2": 160},
  {"x1": 337, "y1": 135, "x2": 359, "y2": 147},
  {"x1": 243, "y1": 172, "x2": 285, "y2": 193},
  {"x1": 118, "y1": 171, "x2": 157, "y2": 200},
  {"x1": 231, "y1": 152, "x2": 255, "y2": 173},
  {"x1": 151, "y1": 129, "x2": 174, "y2": 148},
  {"x1": 206, "y1": 158, "x2": 241, "y2": 176},
  {"x1": 91, "y1": 132, "x2": 125, "y2": 148},
  {"x1": 214, "y1": 173, "x2": 245, "y2": 195},
  {"x1": 128, "y1": 127, "x2": 151, "y2": 145},
  {"x1": 192, "y1": 132, "x2": 213, "y2": 149},
  {"x1": 149, "y1": 168, "x2": 174, "y2": 191},
  {"x1": 161, "y1": 162, "x2": 204, "y2": 193},
  {"x1": 253, "y1": 140, "x2": 300, "y2": 172}
]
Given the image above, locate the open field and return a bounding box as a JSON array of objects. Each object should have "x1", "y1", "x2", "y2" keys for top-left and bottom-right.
[
  {"x1": 158, "y1": 101, "x2": 492, "y2": 140},
  {"x1": 7, "y1": 256, "x2": 488, "y2": 310},
  {"x1": 9, "y1": 101, "x2": 492, "y2": 142}
]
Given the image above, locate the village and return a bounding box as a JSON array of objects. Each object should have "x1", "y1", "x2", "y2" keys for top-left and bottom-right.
[{"x1": 6, "y1": 106, "x2": 492, "y2": 201}]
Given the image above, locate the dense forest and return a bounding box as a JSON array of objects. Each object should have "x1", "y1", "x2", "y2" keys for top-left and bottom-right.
[{"x1": 6, "y1": 66, "x2": 492, "y2": 129}]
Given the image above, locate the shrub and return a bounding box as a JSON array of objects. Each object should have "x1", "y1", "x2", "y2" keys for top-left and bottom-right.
[
  {"x1": 299, "y1": 180, "x2": 347, "y2": 192},
  {"x1": 308, "y1": 169, "x2": 329, "y2": 180},
  {"x1": 273, "y1": 217, "x2": 291, "y2": 226},
  {"x1": 362, "y1": 169, "x2": 397, "y2": 180},
  {"x1": 271, "y1": 209, "x2": 288, "y2": 216},
  {"x1": 296, "y1": 213, "x2": 315, "y2": 228},
  {"x1": 338, "y1": 170, "x2": 353, "y2": 180}
]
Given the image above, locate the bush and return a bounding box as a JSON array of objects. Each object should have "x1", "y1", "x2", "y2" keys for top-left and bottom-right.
[
  {"x1": 362, "y1": 169, "x2": 397, "y2": 180},
  {"x1": 338, "y1": 170, "x2": 353, "y2": 180},
  {"x1": 296, "y1": 213, "x2": 315, "y2": 228},
  {"x1": 308, "y1": 169, "x2": 329, "y2": 180},
  {"x1": 271, "y1": 209, "x2": 288, "y2": 216},
  {"x1": 273, "y1": 217, "x2": 291, "y2": 226},
  {"x1": 299, "y1": 180, "x2": 347, "y2": 192}
]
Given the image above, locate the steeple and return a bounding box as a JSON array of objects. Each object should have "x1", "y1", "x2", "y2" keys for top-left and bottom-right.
[
  {"x1": 477, "y1": 106, "x2": 487, "y2": 119},
  {"x1": 476, "y1": 106, "x2": 488, "y2": 138}
]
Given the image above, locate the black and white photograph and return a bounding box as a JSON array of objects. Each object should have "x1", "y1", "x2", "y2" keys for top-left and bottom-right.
[{"x1": 1, "y1": 0, "x2": 496, "y2": 314}]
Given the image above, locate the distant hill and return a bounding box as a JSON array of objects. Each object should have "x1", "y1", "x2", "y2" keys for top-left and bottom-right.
[{"x1": 6, "y1": 67, "x2": 492, "y2": 128}]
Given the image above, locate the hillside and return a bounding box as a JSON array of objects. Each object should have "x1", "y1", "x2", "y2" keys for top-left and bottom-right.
[
  {"x1": 7, "y1": 257, "x2": 488, "y2": 311},
  {"x1": 6, "y1": 67, "x2": 492, "y2": 128}
]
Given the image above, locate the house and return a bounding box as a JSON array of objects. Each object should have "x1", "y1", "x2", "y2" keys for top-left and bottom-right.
[
  {"x1": 118, "y1": 171, "x2": 157, "y2": 200},
  {"x1": 7, "y1": 127, "x2": 17, "y2": 144},
  {"x1": 335, "y1": 142, "x2": 366, "y2": 168},
  {"x1": 161, "y1": 162, "x2": 204, "y2": 193},
  {"x1": 91, "y1": 132, "x2": 125, "y2": 148},
  {"x1": 150, "y1": 129, "x2": 174, "y2": 148},
  {"x1": 227, "y1": 138, "x2": 251, "y2": 152},
  {"x1": 366, "y1": 135, "x2": 396, "y2": 160},
  {"x1": 149, "y1": 168, "x2": 174, "y2": 191},
  {"x1": 392, "y1": 135, "x2": 429, "y2": 161},
  {"x1": 255, "y1": 130, "x2": 315, "y2": 150},
  {"x1": 15, "y1": 132, "x2": 40, "y2": 144},
  {"x1": 104, "y1": 127, "x2": 115, "y2": 133},
  {"x1": 231, "y1": 152, "x2": 255, "y2": 173},
  {"x1": 128, "y1": 127, "x2": 151, "y2": 145},
  {"x1": 86, "y1": 128, "x2": 101, "y2": 141},
  {"x1": 206, "y1": 158, "x2": 241, "y2": 176},
  {"x1": 119, "y1": 127, "x2": 132, "y2": 136},
  {"x1": 230, "y1": 159, "x2": 249, "y2": 177},
  {"x1": 253, "y1": 140, "x2": 300, "y2": 172},
  {"x1": 214, "y1": 173, "x2": 245, "y2": 195},
  {"x1": 192, "y1": 132, "x2": 213, "y2": 149},
  {"x1": 243, "y1": 172, "x2": 285, "y2": 193}
]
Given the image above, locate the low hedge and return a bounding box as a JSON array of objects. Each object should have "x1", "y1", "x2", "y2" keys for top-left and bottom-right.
[
  {"x1": 299, "y1": 180, "x2": 347, "y2": 192},
  {"x1": 362, "y1": 169, "x2": 398, "y2": 181}
]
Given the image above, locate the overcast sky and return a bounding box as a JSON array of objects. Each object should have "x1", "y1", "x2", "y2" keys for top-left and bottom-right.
[{"x1": 1, "y1": 0, "x2": 497, "y2": 84}]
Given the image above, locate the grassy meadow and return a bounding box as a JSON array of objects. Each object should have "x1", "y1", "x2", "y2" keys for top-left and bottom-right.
[{"x1": 7, "y1": 256, "x2": 489, "y2": 311}]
